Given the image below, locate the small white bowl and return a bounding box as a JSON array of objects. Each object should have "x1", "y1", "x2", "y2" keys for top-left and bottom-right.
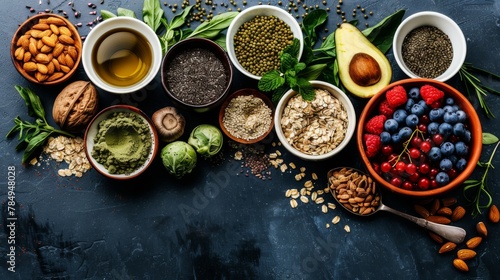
[
  {"x1": 82, "y1": 17, "x2": 162, "y2": 94},
  {"x1": 84, "y1": 105, "x2": 159, "y2": 180},
  {"x1": 392, "y1": 11, "x2": 466, "y2": 82},
  {"x1": 274, "y1": 81, "x2": 356, "y2": 161},
  {"x1": 226, "y1": 5, "x2": 304, "y2": 80}
]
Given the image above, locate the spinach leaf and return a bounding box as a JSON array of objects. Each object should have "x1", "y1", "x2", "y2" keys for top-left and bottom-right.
[
  {"x1": 298, "y1": 64, "x2": 327, "y2": 81},
  {"x1": 169, "y1": 6, "x2": 193, "y2": 30},
  {"x1": 302, "y1": 9, "x2": 328, "y2": 48},
  {"x1": 188, "y1": 12, "x2": 238, "y2": 39},
  {"x1": 362, "y1": 9, "x2": 405, "y2": 53},
  {"x1": 117, "y1": 8, "x2": 137, "y2": 18},
  {"x1": 143, "y1": 0, "x2": 164, "y2": 33},
  {"x1": 100, "y1": 10, "x2": 117, "y2": 20}
]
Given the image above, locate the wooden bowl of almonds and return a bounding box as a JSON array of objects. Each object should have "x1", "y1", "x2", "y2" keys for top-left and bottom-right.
[{"x1": 11, "y1": 14, "x2": 82, "y2": 85}]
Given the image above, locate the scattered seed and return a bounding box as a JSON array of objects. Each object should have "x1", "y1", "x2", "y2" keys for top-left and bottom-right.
[
  {"x1": 280, "y1": 164, "x2": 288, "y2": 173},
  {"x1": 285, "y1": 189, "x2": 292, "y2": 198},
  {"x1": 332, "y1": 216, "x2": 340, "y2": 224},
  {"x1": 344, "y1": 225, "x2": 351, "y2": 233},
  {"x1": 326, "y1": 223, "x2": 330, "y2": 228},
  {"x1": 322, "y1": 205, "x2": 328, "y2": 213},
  {"x1": 300, "y1": 196, "x2": 309, "y2": 204},
  {"x1": 315, "y1": 197, "x2": 325, "y2": 204},
  {"x1": 290, "y1": 199, "x2": 298, "y2": 208},
  {"x1": 294, "y1": 174, "x2": 302, "y2": 181},
  {"x1": 327, "y1": 203, "x2": 336, "y2": 210},
  {"x1": 289, "y1": 162, "x2": 296, "y2": 169},
  {"x1": 312, "y1": 172, "x2": 318, "y2": 180}
]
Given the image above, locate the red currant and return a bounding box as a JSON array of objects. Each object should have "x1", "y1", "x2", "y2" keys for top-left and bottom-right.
[
  {"x1": 418, "y1": 124, "x2": 427, "y2": 133},
  {"x1": 395, "y1": 161, "x2": 406, "y2": 172},
  {"x1": 419, "y1": 163, "x2": 430, "y2": 174},
  {"x1": 381, "y1": 145, "x2": 393, "y2": 156},
  {"x1": 409, "y1": 148, "x2": 421, "y2": 159},
  {"x1": 447, "y1": 168, "x2": 458, "y2": 179},
  {"x1": 430, "y1": 100, "x2": 442, "y2": 109},
  {"x1": 408, "y1": 172, "x2": 420, "y2": 182},
  {"x1": 433, "y1": 134, "x2": 444, "y2": 146},
  {"x1": 431, "y1": 179, "x2": 439, "y2": 189},
  {"x1": 405, "y1": 163, "x2": 418, "y2": 175},
  {"x1": 381, "y1": 162, "x2": 392, "y2": 173},
  {"x1": 390, "y1": 177, "x2": 402, "y2": 187},
  {"x1": 418, "y1": 178, "x2": 431, "y2": 190},
  {"x1": 411, "y1": 137, "x2": 423, "y2": 148},
  {"x1": 420, "y1": 141, "x2": 432, "y2": 153},
  {"x1": 420, "y1": 114, "x2": 430, "y2": 124},
  {"x1": 402, "y1": 181, "x2": 413, "y2": 190}
]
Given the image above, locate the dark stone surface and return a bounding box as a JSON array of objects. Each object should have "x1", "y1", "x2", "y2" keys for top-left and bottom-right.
[{"x1": 1, "y1": 0, "x2": 499, "y2": 279}]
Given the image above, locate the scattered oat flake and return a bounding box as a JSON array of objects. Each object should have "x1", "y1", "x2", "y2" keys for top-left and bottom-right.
[
  {"x1": 234, "y1": 151, "x2": 243, "y2": 160},
  {"x1": 344, "y1": 225, "x2": 351, "y2": 233},
  {"x1": 42, "y1": 136, "x2": 91, "y2": 177},
  {"x1": 290, "y1": 199, "x2": 298, "y2": 208},
  {"x1": 326, "y1": 223, "x2": 330, "y2": 228},
  {"x1": 332, "y1": 216, "x2": 341, "y2": 224}
]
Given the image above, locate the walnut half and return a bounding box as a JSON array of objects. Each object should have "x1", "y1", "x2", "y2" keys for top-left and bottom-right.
[{"x1": 52, "y1": 80, "x2": 99, "y2": 132}]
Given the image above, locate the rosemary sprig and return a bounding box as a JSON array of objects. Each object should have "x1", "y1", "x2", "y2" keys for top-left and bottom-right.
[
  {"x1": 458, "y1": 62, "x2": 500, "y2": 118},
  {"x1": 463, "y1": 133, "x2": 499, "y2": 216},
  {"x1": 6, "y1": 86, "x2": 74, "y2": 164}
]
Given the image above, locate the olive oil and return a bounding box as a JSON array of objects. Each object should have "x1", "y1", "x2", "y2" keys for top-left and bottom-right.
[{"x1": 91, "y1": 28, "x2": 152, "y2": 87}]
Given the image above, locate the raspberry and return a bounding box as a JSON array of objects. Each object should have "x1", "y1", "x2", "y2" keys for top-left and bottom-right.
[
  {"x1": 378, "y1": 100, "x2": 395, "y2": 118},
  {"x1": 386, "y1": 85, "x2": 408, "y2": 108},
  {"x1": 365, "y1": 115, "x2": 386, "y2": 135},
  {"x1": 364, "y1": 133, "x2": 381, "y2": 158},
  {"x1": 420, "y1": 85, "x2": 444, "y2": 105}
]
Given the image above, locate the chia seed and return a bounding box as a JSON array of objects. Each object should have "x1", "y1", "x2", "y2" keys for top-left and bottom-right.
[
  {"x1": 165, "y1": 48, "x2": 228, "y2": 105},
  {"x1": 402, "y1": 25, "x2": 453, "y2": 79}
]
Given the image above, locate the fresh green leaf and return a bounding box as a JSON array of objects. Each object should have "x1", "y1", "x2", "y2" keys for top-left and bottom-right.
[
  {"x1": 294, "y1": 62, "x2": 307, "y2": 73},
  {"x1": 362, "y1": 9, "x2": 405, "y2": 53},
  {"x1": 280, "y1": 53, "x2": 298, "y2": 72},
  {"x1": 188, "y1": 12, "x2": 238, "y2": 39},
  {"x1": 15, "y1": 86, "x2": 45, "y2": 121},
  {"x1": 299, "y1": 64, "x2": 327, "y2": 81},
  {"x1": 22, "y1": 131, "x2": 51, "y2": 164},
  {"x1": 101, "y1": 10, "x2": 117, "y2": 20},
  {"x1": 258, "y1": 70, "x2": 285, "y2": 92},
  {"x1": 169, "y1": 6, "x2": 193, "y2": 30},
  {"x1": 272, "y1": 86, "x2": 290, "y2": 104},
  {"x1": 302, "y1": 9, "x2": 328, "y2": 47},
  {"x1": 297, "y1": 78, "x2": 315, "y2": 101},
  {"x1": 143, "y1": 0, "x2": 164, "y2": 33},
  {"x1": 117, "y1": 8, "x2": 137, "y2": 18},
  {"x1": 316, "y1": 31, "x2": 336, "y2": 57},
  {"x1": 283, "y1": 38, "x2": 301, "y2": 58},
  {"x1": 483, "y1": 133, "x2": 499, "y2": 144}
]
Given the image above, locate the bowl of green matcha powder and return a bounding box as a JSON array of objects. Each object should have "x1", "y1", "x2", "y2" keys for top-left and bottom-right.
[{"x1": 84, "y1": 105, "x2": 159, "y2": 180}]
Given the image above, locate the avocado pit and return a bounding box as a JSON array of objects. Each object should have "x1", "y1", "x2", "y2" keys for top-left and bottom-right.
[{"x1": 348, "y1": 52, "x2": 382, "y2": 87}]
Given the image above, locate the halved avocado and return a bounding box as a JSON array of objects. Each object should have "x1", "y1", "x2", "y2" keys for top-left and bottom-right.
[{"x1": 335, "y1": 23, "x2": 392, "y2": 98}]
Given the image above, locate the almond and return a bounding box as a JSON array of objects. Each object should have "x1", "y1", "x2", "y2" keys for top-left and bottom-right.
[
  {"x1": 438, "y1": 241, "x2": 456, "y2": 254},
  {"x1": 466, "y1": 236, "x2": 482, "y2": 249},
  {"x1": 42, "y1": 35, "x2": 57, "y2": 48},
  {"x1": 53, "y1": 43, "x2": 65, "y2": 57},
  {"x1": 489, "y1": 204, "x2": 500, "y2": 223},
  {"x1": 58, "y1": 26, "x2": 72, "y2": 37},
  {"x1": 47, "y1": 62, "x2": 55, "y2": 75},
  {"x1": 59, "y1": 34, "x2": 75, "y2": 45},
  {"x1": 457, "y1": 249, "x2": 476, "y2": 260},
  {"x1": 14, "y1": 47, "x2": 25, "y2": 61},
  {"x1": 35, "y1": 71, "x2": 48, "y2": 82},
  {"x1": 428, "y1": 231, "x2": 444, "y2": 244},
  {"x1": 476, "y1": 221, "x2": 488, "y2": 237},
  {"x1": 437, "y1": 207, "x2": 453, "y2": 217},
  {"x1": 67, "y1": 46, "x2": 78, "y2": 61},
  {"x1": 40, "y1": 44, "x2": 53, "y2": 54},
  {"x1": 430, "y1": 198, "x2": 440, "y2": 215},
  {"x1": 23, "y1": 62, "x2": 38, "y2": 72},
  {"x1": 23, "y1": 52, "x2": 32, "y2": 63},
  {"x1": 32, "y1": 23, "x2": 50, "y2": 31},
  {"x1": 441, "y1": 197, "x2": 457, "y2": 207},
  {"x1": 16, "y1": 35, "x2": 30, "y2": 48},
  {"x1": 35, "y1": 53, "x2": 50, "y2": 64},
  {"x1": 52, "y1": 58, "x2": 61, "y2": 71},
  {"x1": 414, "y1": 204, "x2": 430, "y2": 218},
  {"x1": 46, "y1": 16, "x2": 67, "y2": 26},
  {"x1": 36, "y1": 39, "x2": 44, "y2": 50},
  {"x1": 50, "y1": 24, "x2": 60, "y2": 35},
  {"x1": 451, "y1": 206, "x2": 466, "y2": 222},
  {"x1": 47, "y1": 72, "x2": 65, "y2": 82},
  {"x1": 29, "y1": 41, "x2": 38, "y2": 56},
  {"x1": 453, "y1": 258, "x2": 469, "y2": 272},
  {"x1": 426, "y1": 215, "x2": 451, "y2": 225},
  {"x1": 64, "y1": 54, "x2": 75, "y2": 68},
  {"x1": 60, "y1": 65, "x2": 71, "y2": 73},
  {"x1": 37, "y1": 63, "x2": 48, "y2": 75}
]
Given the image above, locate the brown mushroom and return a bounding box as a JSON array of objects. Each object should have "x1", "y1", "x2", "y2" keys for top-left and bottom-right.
[{"x1": 152, "y1": 107, "x2": 186, "y2": 142}]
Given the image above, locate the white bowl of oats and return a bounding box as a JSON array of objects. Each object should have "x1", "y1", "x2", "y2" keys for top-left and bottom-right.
[{"x1": 274, "y1": 81, "x2": 356, "y2": 161}]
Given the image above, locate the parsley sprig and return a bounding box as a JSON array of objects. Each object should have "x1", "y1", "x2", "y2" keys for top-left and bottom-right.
[
  {"x1": 463, "y1": 132, "x2": 499, "y2": 216},
  {"x1": 459, "y1": 63, "x2": 500, "y2": 118}
]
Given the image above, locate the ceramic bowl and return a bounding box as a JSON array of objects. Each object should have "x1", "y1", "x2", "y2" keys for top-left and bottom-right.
[
  {"x1": 84, "y1": 105, "x2": 159, "y2": 180},
  {"x1": 11, "y1": 14, "x2": 82, "y2": 85},
  {"x1": 226, "y1": 5, "x2": 304, "y2": 80},
  {"x1": 357, "y1": 78, "x2": 482, "y2": 198},
  {"x1": 218, "y1": 88, "x2": 274, "y2": 144},
  {"x1": 161, "y1": 38, "x2": 233, "y2": 113},
  {"x1": 274, "y1": 81, "x2": 356, "y2": 161},
  {"x1": 393, "y1": 11, "x2": 466, "y2": 82},
  {"x1": 82, "y1": 17, "x2": 162, "y2": 94}
]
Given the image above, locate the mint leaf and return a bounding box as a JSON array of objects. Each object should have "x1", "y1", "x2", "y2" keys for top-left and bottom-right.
[
  {"x1": 283, "y1": 38, "x2": 301, "y2": 57},
  {"x1": 297, "y1": 78, "x2": 315, "y2": 101},
  {"x1": 272, "y1": 86, "x2": 290, "y2": 104},
  {"x1": 258, "y1": 70, "x2": 285, "y2": 92},
  {"x1": 281, "y1": 53, "x2": 297, "y2": 72},
  {"x1": 294, "y1": 62, "x2": 307, "y2": 72}
]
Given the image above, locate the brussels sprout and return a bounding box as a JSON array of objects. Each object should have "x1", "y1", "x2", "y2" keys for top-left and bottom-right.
[
  {"x1": 161, "y1": 141, "x2": 197, "y2": 178},
  {"x1": 188, "y1": 124, "x2": 223, "y2": 158}
]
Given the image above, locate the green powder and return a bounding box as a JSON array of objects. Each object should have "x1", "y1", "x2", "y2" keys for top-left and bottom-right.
[{"x1": 91, "y1": 111, "x2": 152, "y2": 175}]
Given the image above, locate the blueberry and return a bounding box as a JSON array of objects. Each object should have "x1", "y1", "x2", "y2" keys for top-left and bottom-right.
[
  {"x1": 463, "y1": 129, "x2": 472, "y2": 143},
  {"x1": 391, "y1": 133, "x2": 402, "y2": 144},
  {"x1": 455, "y1": 141, "x2": 469, "y2": 156},
  {"x1": 428, "y1": 147, "x2": 442, "y2": 161},
  {"x1": 439, "y1": 122, "x2": 453, "y2": 137},
  {"x1": 456, "y1": 110, "x2": 467, "y2": 123},
  {"x1": 380, "y1": 131, "x2": 392, "y2": 144},
  {"x1": 417, "y1": 100, "x2": 429, "y2": 113},
  {"x1": 447, "y1": 154, "x2": 458, "y2": 165},
  {"x1": 404, "y1": 114, "x2": 419, "y2": 127},
  {"x1": 439, "y1": 158, "x2": 453, "y2": 171},
  {"x1": 399, "y1": 127, "x2": 413, "y2": 140},
  {"x1": 429, "y1": 108, "x2": 444, "y2": 122},
  {"x1": 427, "y1": 122, "x2": 440, "y2": 135},
  {"x1": 440, "y1": 142, "x2": 455, "y2": 157},
  {"x1": 443, "y1": 105, "x2": 456, "y2": 113},
  {"x1": 384, "y1": 119, "x2": 399, "y2": 133},
  {"x1": 453, "y1": 123, "x2": 466, "y2": 138},
  {"x1": 411, "y1": 103, "x2": 426, "y2": 117},
  {"x1": 445, "y1": 97, "x2": 455, "y2": 106},
  {"x1": 443, "y1": 111, "x2": 458, "y2": 124},
  {"x1": 393, "y1": 109, "x2": 408, "y2": 125},
  {"x1": 436, "y1": 172, "x2": 450, "y2": 185},
  {"x1": 408, "y1": 87, "x2": 420, "y2": 100},
  {"x1": 405, "y1": 98, "x2": 415, "y2": 112},
  {"x1": 456, "y1": 158, "x2": 468, "y2": 171}
]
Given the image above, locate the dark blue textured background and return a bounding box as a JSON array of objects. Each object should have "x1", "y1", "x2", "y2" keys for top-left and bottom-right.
[{"x1": 1, "y1": 0, "x2": 499, "y2": 279}]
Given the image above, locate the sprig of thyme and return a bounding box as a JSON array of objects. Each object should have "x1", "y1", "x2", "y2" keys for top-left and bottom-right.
[
  {"x1": 463, "y1": 132, "x2": 499, "y2": 216},
  {"x1": 458, "y1": 63, "x2": 500, "y2": 118}
]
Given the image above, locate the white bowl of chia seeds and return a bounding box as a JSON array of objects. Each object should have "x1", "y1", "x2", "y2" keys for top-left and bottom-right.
[
  {"x1": 226, "y1": 5, "x2": 304, "y2": 80},
  {"x1": 392, "y1": 11, "x2": 466, "y2": 82}
]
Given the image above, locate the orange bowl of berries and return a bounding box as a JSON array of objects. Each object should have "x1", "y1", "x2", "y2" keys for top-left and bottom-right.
[{"x1": 357, "y1": 78, "x2": 482, "y2": 198}]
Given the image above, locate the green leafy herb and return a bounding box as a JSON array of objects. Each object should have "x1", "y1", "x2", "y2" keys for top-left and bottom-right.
[
  {"x1": 100, "y1": 10, "x2": 117, "y2": 20},
  {"x1": 158, "y1": 6, "x2": 193, "y2": 53},
  {"x1": 187, "y1": 12, "x2": 238, "y2": 39},
  {"x1": 142, "y1": 0, "x2": 164, "y2": 33},
  {"x1": 463, "y1": 132, "x2": 499, "y2": 216},
  {"x1": 302, "y1": 9, "x2": 328, "y2": 48},
  {"x1": 6, "y1": 86, "x2": 75, "y2": 164},
  {"x1": 459, "y1": 63, "x2": 500, "y2": 118},
  {"x1": 118, "y1": 8, "x2": 137, "y2": 18},
  {"x1": 361, "y1": 9, "x2": 405, "y2": 53}
]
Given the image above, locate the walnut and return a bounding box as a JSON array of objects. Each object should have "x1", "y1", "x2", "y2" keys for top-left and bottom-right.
[{"x1": 52, "y1": 81, "x2": 99, "y2": 132}]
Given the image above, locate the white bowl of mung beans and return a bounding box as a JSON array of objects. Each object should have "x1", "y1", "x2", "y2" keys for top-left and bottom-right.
[{"x1": 226, "y1": 5, "x2": 304, "y2": 80}]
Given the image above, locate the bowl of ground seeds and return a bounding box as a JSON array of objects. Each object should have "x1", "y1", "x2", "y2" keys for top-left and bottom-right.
[
  {"x1": 219, "y1": 88, "x2": 274, "y2": 144},
  {"x1": 161, "y1": 38, "x2": 233, "y2": 113},
  {"x1": 393, "y1": 11, "x2": 466, "y2": 82},
  {"x1": 274, "y1": 81, "x2": 356, "y2": 161},
  {"x1": 84, "y1": 105, "x2": 159, "y2": 180},
  {"x1": 226, "y1": 5, "x2": 304, "y2": 80}
]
